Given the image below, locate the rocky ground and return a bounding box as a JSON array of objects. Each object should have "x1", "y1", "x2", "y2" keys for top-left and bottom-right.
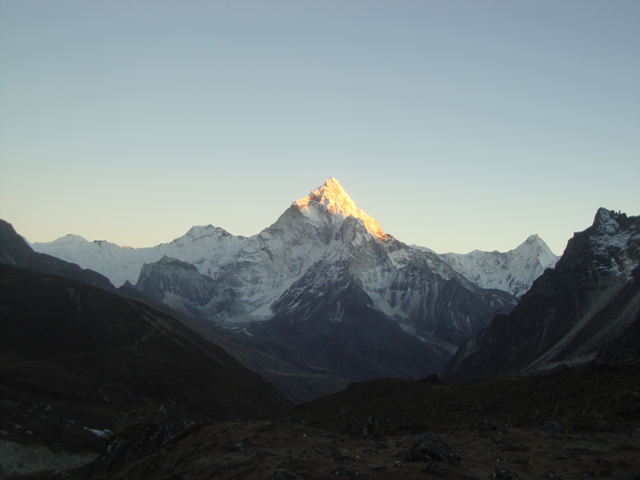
[{"x1": 5, "y1": 363, "x2": 640, "y2": 480}]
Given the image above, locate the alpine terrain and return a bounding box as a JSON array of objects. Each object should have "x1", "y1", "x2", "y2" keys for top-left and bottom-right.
[
  {"x1": 0, "y1": 261, "x2": 292, "y2": 477},
  {"x1": 32, "y1": 178, "x2": 518, "y2": 383},
  {"x1": 414, "y1": 234, "x2": 559, "y2": 297},
  {"x1": 446, "y1": 208, "x2": 640, "y2": 379}
]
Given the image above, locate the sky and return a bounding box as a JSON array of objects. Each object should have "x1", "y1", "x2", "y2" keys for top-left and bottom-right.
[{"x1": 1, "y1": 1, "x2": 638, "y2": 256}]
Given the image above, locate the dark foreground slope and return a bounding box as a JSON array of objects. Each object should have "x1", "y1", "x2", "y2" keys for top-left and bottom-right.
[
  {"x1": 446, "y1": 208, "x2": 640, "y2": 379},
  {"x1": 32, "y1": 364, "x2": 640, "y2": 480},
  {"x1": 0, "y1": 219, "x2": 347, "y2": 404},
  {"x1": 0, "y1": 264, "x2": 291, "y2": 455}
]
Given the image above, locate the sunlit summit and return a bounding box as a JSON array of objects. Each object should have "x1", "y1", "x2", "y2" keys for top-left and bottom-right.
[{"x1": 294, "y1": 178, "x2": 387, "y2": 241}]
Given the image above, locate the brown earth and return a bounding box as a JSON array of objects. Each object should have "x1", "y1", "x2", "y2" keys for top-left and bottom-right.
[{"x1": 9, "y1": 364, "x2": 639, "y2": 480}]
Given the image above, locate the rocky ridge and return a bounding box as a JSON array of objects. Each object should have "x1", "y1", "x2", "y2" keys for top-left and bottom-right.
[{"x1": 446, "y1": 208, "x2": 640, "y2": 379}]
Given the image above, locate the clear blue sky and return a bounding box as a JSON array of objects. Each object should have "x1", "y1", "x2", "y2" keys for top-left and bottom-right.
[{"x1": 1, "y1": 1, "x2": 638, "y2": 255}]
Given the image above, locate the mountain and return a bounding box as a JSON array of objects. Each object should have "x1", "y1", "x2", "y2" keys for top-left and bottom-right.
[
  {"x1": 0, "y1": 220, "x2": 349, "y2": 404},
  {"x1": 446, "y1": 208, "x2": 640, "y2": 379},
  {"x1": 413, "y1": 234, "x2": 560, "y2": 297},
  {"x1": 0, "y1": 263, "x2": 291, "y2": 458},
  {"x1": 0, "y1": 219, "x2": 116, "y2": 292},
  {"x1": 31, "y1": 225, "x2": 244, "y2": 289},
  {"x1": 31, "y1": 179, "x2": 518, "y2": 382}
]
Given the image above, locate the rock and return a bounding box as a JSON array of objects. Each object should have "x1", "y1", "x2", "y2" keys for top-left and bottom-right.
[
  {"x1": 89, "y1": 416, "x2": 203, "y2": 475},
  {"x1": 360, "y1": 416, "x2": 389, "y2": 439},
  {"x1": 485, "y1": 420, "x2": 504, "y2": 431},
  {"x1": 616, "y1": 473, "x2": 640, "y2": 480},
  {"x1": 405, "y1": 432, "x2": 461, "y2": 465},
  {"x1": 420, "y1": 373, "x2": 440, "y2": 382},
  {"x1": 257, "y1": 422, "x2": 275, "y2": 432},
  {"x1": 502, "y1": 443, "x2": 531, "y2": 452},
  {"x1": 545, "y1": 470, "x2": 566, "y2": 479},
  {"x1": 544, "y1": 422, "x2": 565, "y2": 435},
  {"x1": 331, "y1": 449, "x2": 352, "y2": 462},
  {"x1": 563, "y1": 441, "x2": 609, "y2": 452},
  {"x1": 212, "y1": 461, "x2": 238, "y2": 475},
  {"x1": 493, "y1": 466, "x2": 519, "y2": 479},
  {"x1": 587, "y1": 422, "x2": 623, "y2": 433},
  {"x1": 45, "y1": 471, "x2": 69, "y2": 480},
  {"x1": 273, "y1": 469, "x2": 306, "y2": 480},
  {"x1": 422, "y1": 462, "x2": 447, "y2": 474}
]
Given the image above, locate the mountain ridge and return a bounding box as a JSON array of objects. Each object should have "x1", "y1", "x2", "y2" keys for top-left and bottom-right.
[
  {"x1": 28, "y1": 179, "x2": 521, "y2": 382},
  {"x1": 423, "y1": 233, "x2": 560, "y2": 297},
  {"x1": 446, "y1": 207, "x2": 640, "y2": 379}
]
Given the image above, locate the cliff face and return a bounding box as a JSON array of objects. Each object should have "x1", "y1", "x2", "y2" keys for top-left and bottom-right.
[{"x1": 446, "y1": 208, "x2": 640, "y2": 379}]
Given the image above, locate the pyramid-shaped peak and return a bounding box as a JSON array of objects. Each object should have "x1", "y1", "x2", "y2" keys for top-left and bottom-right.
[
  {"x1": 517, "y1": 234, "x2": 553, "y2": 253},
  {"x1": 307, "y1": 178, "x2": 356, "y2": 212},
  {"x1": 293, "y1": 178, "x2": 387, "y2": 241},
  {"x1": 318, "y1": 177, "x2": 346, "y2": 194},
  {"x1": 525, "y1": 234, "x2": 544, "y2": 244}
]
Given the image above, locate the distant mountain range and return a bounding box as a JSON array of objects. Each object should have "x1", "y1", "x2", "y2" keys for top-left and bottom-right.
[
  {"x1": 413, "y1": 234, "x2": 559, "y2": 297},
  {"x1": 30, "y1": 178, "x2": 532, "y2": 382},
  {"x1": 446, "y1": 208, "x2": 640, "y2": 378},
  {"x1": 4, "y1": 180, "x2": 640, "y2": 480}
]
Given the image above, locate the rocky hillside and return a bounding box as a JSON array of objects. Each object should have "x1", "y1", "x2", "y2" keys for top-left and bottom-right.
[
  {"x1": 446, "y1": 208, "x2": 640, "y2": 379},
  {"x1": 0, "y1": 264, "x2": 291, "y2": 459},
  {"x1": 0, "y1": 219, "x2": 116, "y2": 292},
  {"x1": 14, "y1": 362, "x2": 640, "y2": 479}
]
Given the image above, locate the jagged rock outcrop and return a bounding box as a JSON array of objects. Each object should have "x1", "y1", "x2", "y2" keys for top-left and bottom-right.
[
  {"x1": 446, "y1": 208, "x2": 640, "y2": 379},
  {"x1": 134, "y1": 255, "x2": 231, "y2": 320}
]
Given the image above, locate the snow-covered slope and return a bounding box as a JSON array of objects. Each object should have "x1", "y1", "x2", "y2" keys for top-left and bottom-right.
[
  {"x1": 32, "y1": 178, "x2": 517, "y2": 343},
  {"x1": 30, "y1": 178, "x2": 522, "y2": 379},
  {"x1": 413, "y1": 235, "x2": 559, "y2": 297},
  {"x1": 32, "y1": 225, "x2": 246, "y2": 288}
]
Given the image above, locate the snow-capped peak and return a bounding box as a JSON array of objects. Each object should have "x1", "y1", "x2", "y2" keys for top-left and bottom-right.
[
  {"x1": 526, "y1": 234, "x2": 542, "y2": 243},
  {"x1": 584, "y1": 208, "x2": 639, "y2": 278},
  {"x1": 293, "y1": 177, "x2": 387, "y2": 240},
  {"x1": 51, "y1": 234, "x2": 89, "y2": 244},
  {"x1": 435, "y1": 234, "x2": 560, "y2": 297}
]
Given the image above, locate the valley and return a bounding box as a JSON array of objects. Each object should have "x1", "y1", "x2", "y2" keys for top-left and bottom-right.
[{"x1": 0, "y1": 180, "x2": 638, "y2": 479}]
